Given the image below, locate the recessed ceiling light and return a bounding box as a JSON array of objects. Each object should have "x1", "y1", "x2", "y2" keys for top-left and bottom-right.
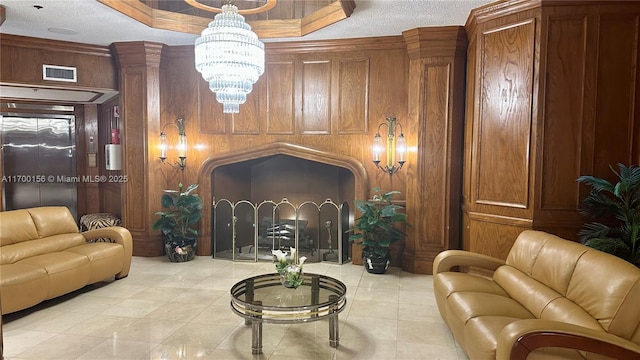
[{"x1": 47, "y1": 27, "x2": 78, "y2": 35}]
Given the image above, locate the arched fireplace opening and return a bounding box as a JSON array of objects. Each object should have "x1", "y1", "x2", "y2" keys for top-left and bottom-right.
[{"x1": 196, "y1": 143, "x2": 369, "y2": 262}]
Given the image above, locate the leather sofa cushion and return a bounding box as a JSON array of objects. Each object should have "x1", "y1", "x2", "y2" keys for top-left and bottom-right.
[
  {"x1": 18, "y1": 252, "x2": 91, "y2": 299},
  {"x1": 506, "y1": 231, "x2": 587, "y2": 295},
  {"x1": 1, "y1": 234, "x2": 86, "y2": 265},
  {"x1": 464, "y1": 316, "x2": 528, "y2": 359},
  {"x1": 434, "y1": 272, "x2": 509, "y2": 299},
  {"x1": 0, "y1": 209, "x2": 39, "y2": 246},
  {"x1": 540, "y1": 296, "x2": 603, "y2": 330},
  {"x1": 493, "y1": 265, "x2": 562, "y2": 318},
  {"x1": 67, "y1": 243, "x2": 124, "y2": 283},
  {"x1": 27, "y1": 206, "x2": 79, "y2": 238},
  {"x1": 0, "y1": 263, "x2": 49, "y2": 314},
  {"x1": 447, "y1": 292, "x2": 534, "y2": 323},
  {"x1": 566, "y1": 249, "x2": 640, "y2": 339}
]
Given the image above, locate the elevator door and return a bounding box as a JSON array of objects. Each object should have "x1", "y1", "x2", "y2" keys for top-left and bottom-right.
[{"x1": 1, "y1": 114, "x2": 77, "y2": 218}]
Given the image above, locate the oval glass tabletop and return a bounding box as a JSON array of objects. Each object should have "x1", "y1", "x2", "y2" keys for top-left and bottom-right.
[{"x1": 230, "y1": 273, "x2": 347, "y2": 323}]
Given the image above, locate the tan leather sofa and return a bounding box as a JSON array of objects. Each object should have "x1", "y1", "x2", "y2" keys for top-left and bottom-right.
[
  {"x1": 434, "y1": 230, "x2": 640, "y2": 360},
  {"x1": 0, "y1": 206, "x2": 132, "y2": 315}
]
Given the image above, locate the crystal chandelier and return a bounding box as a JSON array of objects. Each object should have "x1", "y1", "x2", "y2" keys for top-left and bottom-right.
[{"x1": 194, "y1": 3, "x2": 265, "y2": 114}]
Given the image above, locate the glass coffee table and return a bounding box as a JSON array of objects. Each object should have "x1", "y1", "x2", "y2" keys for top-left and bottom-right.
[{"x1": 230, "y1": 273, "x2": 347, "y2": 355}]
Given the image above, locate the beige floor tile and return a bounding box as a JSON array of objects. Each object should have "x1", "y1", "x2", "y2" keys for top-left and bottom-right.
[
  {"x1": 397, "y1": 320, "x2": 456, "y2": 346},
  {"x1": 398, "y1": 303, "x2": 444, "y2": 323},
  {"x1": 161, "y1": 322, "x2": 238, "y2": 349},
  {"x1": 145, "y1": 344, "x2": 217, "y2": 360},
  {"x1": 399, "y1": 290, "x2": 436, "y2": 306},
  {"x1": 190, "y1": 304, "x2": 245, "y2": 326},
  {"x1": 75, "y1": 339, "x2": 157, "y2": 360},
  {"x1": 2, "y1": 329, "x2": 58, "y2": 357},
  {"x1": 334, "y1": 338, "x2": 397, "y2": 360},
  {"x1": 347, "y1": 299, "x2": 398, "y2": 320},
  {"x1": 63, "y1": 314, "x2": 137, "y2": 338},
  {"x1": 114, "y1": 318, "x2": 187, "y2": 343},
  {"x1": 395, "y1": 341, "x2": 459, "y2": 360},
  {"x1": 18, "y1": 310, "x2": 90, "y2": 333},
  {"x1": 341, "y1": 316, "x2": 397, "y2": 341},
  {"x1": 145, "y1": 301, "x2": 210, "y2": 322},
  {"x1": 353, "y1": 286, "x2": 400, "y2": 303},
  {"x1": 2, "y1": 256, "x2": 464, "y2": 360},
  {"x1": 100, "y1": 298, "x2": 165, "y2": 318},
  {"x1": 13, "y1": 333, "x2": 105, "y2": 360},
  {"x1": 169, "y1": 289, "x2": 227, "y2": 305}
]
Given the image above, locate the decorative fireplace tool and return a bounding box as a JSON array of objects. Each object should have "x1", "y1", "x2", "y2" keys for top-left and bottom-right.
[{"x1": 323, "y1": 220, "x2": 337, "y2": 261}]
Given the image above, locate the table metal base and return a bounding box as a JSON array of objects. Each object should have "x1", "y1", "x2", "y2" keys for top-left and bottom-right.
[{"x1": 248, "y1": 313, "x2": 340, "y2": 355}]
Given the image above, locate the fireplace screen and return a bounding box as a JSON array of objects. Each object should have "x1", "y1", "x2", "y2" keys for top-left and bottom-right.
[{"x1": 213, "y1": 198, "x2": 350, "y2": 264}]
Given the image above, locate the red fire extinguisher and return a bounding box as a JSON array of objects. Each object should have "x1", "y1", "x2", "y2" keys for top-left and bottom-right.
[{"x1": 111, "y1": 106, "x2": 120, "y2": 144}]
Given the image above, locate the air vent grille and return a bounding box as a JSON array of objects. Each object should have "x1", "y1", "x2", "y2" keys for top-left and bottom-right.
[{"x1": 42, "y1": 65, "x2": 77, "y2": 83}]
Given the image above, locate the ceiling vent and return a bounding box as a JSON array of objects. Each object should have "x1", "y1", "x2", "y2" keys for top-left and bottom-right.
[{"x1": 42, "y1": 65, "x2": 77, "y2": 83}]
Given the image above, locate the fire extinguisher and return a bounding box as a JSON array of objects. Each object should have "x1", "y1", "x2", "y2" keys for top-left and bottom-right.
[{"x1": 111, "y1": 106, "x2": 120, "y2": 144}]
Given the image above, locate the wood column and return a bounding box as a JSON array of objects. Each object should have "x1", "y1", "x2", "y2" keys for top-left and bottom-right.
[
  {"x1": 112, "y1": 42, "x2": 164, "y2": 256},
  {"x1": 401, "y1": 27, "x2": 467, "y2": 274}
]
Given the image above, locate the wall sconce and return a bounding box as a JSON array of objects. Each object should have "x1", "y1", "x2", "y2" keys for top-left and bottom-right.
[
  {"x1": 372, "y1": 116, "x2": 406, "y2": 175},
  {"x1": 159, "y1": 118, "x2": 187, "y2": 170}
]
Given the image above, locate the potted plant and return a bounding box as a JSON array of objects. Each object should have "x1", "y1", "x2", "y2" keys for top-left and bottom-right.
[
  {"x1": 348, "y1": 187, "x2": 408, "y2": 274},
  {"x1": 152, "y1": 183, "x2": 203, "y2": 262},
  {"x1": 577, "y1": 163, "x2": 640, "y2": 267}
]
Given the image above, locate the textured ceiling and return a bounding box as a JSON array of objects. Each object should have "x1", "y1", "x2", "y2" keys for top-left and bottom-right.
[{"x1": 0, "y1": 0, "x2": 495, "y2": 46}]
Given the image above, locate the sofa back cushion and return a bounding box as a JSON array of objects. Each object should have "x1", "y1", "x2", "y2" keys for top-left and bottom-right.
[
  {"x1": 27, "y1": 207, "x2": 79, "y2": 238},
  {"x1": 505, "y1": 230, "x2": 640, "y2": 341},
  {"x1": 0, "y1": 209, "x2": 39, "y2": 246},
  {"x1": 0, "y1": 233, "x2": 87, "y2": 265}
]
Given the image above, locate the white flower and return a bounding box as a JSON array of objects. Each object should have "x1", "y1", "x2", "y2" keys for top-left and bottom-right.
[
  {"x1": 299, "y1": 256, "x2": 307, "y2": 267},
  {"x1": 272, "y1": 249, "x2": 288, "y2": 263},
  {"x1": 290, "y1": 247, "x2": 297, "y2": 260}
]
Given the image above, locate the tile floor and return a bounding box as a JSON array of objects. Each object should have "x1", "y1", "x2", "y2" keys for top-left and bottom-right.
[{"x1": 2, "y1": 256, "x2": 469, "y2": 360}]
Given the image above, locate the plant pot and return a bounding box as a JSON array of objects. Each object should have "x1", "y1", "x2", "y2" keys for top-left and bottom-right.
[
  {"x1": 362, "y1": 249, "x2": 390, "y2": 274},
  {"x1": 165, "y1": 239, "x2": 196, "y2": 262}
]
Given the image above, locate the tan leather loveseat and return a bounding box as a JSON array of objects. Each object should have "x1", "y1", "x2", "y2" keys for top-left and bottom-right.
[
  {"x1": 0, "y1": 206, "x2": 132, "y2": 315},
  {"x1": 434, "y1": 230, "x2": 640, "y2": 360}
]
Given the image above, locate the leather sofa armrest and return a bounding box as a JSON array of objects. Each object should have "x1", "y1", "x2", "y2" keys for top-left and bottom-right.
[
  {"x1": 433, "y1": 250, "x2": 505, "y2": 274},
  {"x1": 496, "y1": 319, "x2": 640, "y2": 360},
  {"x1": 81, "y1": 226, "x2": 133, "y2": 279}
]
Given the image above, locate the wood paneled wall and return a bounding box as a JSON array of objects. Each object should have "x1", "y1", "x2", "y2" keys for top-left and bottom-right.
[
  {"x1": 401, "y1": 27, "x2": 467, "y2": 274},
  {"x1": 113, "y1": 34, "x2": 464, "y2": 271},
  {"x1": 138, "y1": 37, "x2": 410, "y2": 260},
  {"x1": 0, "y1": 34, "x2": 116, "y2": 91},
  {"x1": 463, "y1": 0, "x2": 640, "y2": 259}
]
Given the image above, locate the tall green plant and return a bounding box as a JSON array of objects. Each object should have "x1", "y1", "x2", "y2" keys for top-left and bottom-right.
[
  {"x1": 348, "y1": 187, "x2": 408, "y2": 257},
  {"x1": 152, "y1": 183, "x2": 203, "y2": 244},
  {"x1": 577, "y1": 163, "x2": 640, "y2": 266}
]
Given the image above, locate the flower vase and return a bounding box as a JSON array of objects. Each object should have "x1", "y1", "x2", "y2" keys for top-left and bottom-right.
[{"x1": 280, "y1": 264, "x2": 304, "y2": 289}]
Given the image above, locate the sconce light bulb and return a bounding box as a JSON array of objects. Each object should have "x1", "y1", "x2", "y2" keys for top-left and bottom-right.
[
  {"x1": 396, "y1": 133, "x2": 407, "y2": 163},
  {"x1": 372, "y1": 133, "x2": 383, "y2": 162},
  {"x1": 177, "y1": 134, "x2": 187, "y2": 158},
  {"x1": 159, "y1": 132, "x2": 167, "y2": 160}
]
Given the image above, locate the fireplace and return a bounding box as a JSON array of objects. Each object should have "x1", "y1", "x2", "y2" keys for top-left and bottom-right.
[{"x1": 196, "y1": 142, "x2": 369, "y2": 262}]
